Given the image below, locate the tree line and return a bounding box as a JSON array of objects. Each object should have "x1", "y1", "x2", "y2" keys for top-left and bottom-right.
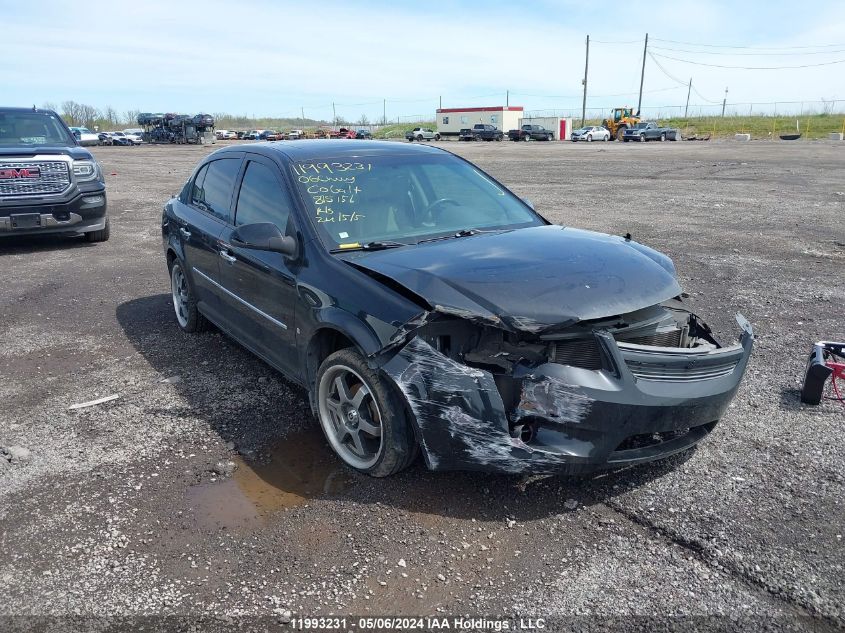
[{"x1": 43, "y1": 101, "x2": 381, "y2": 131}]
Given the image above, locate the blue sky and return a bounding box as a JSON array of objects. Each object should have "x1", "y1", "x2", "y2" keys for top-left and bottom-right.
[{"x1": 3, "y1": 0, "x2": 844, "y2": 121}]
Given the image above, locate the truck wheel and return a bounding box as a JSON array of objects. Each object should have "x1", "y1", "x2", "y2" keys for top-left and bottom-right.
[
  {"x1": 640, "y1": 133, "x2": 646, "y2": 142},
  {"x1": 416, "y1": 135, "x2": 423, "y2": 141},
  {"x1": 495, "y1": 135, "x2": 502, "y2": 141},
  {"x1": 84, "y1": 218, "x2": 110, "y2": 243},
  {"x1": 660, "y1": 132, "x2": 666, "y2": 142},
  {"x1": 524, "y1": 135, "x2": 531, "y2": 141},
  {"x1": 616, "y1": 128, "x2": 626, "y2": 141},
  {"x1": 434, "y1": 133, "x2": 441, "y2": 141}
]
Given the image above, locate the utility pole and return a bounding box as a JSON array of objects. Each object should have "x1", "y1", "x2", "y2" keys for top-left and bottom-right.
[
  {"x1": 684, "y1": 78, "x2": 691, "y2": 118},
  {"x1": 439, "y1": 95, "x2": 442, "y2": 109},
  {"x1": 637, "y1": 33, "x2": 648, "y2": 115},
  {"x1": 506, "y1": 90, "x2": 509, "y2": 107},
  {"x1": 332, "y1": 102, "x2": 336, "y2": 125},
  {"x1": 721, "y1": 87, "x2": 728, "y2": 117},
  {"x1": 301, "y1": 107, "x2": 305, "y2": 123},
  {"x1": 383, "y1": 99, "x2": 386, "y2": 125},
  {"x1": 581, "y1": 34, "x2": 590, "y2": 127}
]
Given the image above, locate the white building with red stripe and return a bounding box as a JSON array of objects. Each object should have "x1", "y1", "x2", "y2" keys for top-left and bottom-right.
[{"x1": 435, "y1": 106, "x2": 523, "y2": 137}]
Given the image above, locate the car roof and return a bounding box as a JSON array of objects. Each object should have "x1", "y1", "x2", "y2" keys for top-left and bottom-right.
[
  {"x1": 0, "y1": 107, "x2": 61, "y2": 115},
  {"x1": 209, "y1": 139, "x2": 446, "y2": 161}
]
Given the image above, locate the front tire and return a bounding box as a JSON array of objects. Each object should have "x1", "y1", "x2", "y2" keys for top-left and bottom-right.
[
  {"x1": 316, "y1": 349, "x2": 416, "y2": 477},
  {"x1": 85, "y1": 217, "x2": 110, "y2": 242},
  {"x1": 169, "y1": 258, "x2": 208, "y2": 333},
  {"x1": 587, "y1": 134, "x2": 592, "y2": 142},
  {"x1": 660, "y1": 132, "x2": 666, "y2": 142}
]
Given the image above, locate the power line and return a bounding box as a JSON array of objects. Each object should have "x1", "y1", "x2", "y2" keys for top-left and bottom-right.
[
  {"x1": 590, "y1": 38, "x2": 643, "y2": 45},
  {"x1": 647, "y1": 52, "x2": 689, "y2": 86},
  {"x1": 650, "y1": 51, "x2": 845, "y2": 69},
  {"x1": 650, "y1": 37, "x2": 845, "y2": 50},
  {"x1": 651, "y1": 44, "x2": 845, "y2": 56},
  {"x1": 648, "y1": 52, "x2": 722, "y2": 103}
]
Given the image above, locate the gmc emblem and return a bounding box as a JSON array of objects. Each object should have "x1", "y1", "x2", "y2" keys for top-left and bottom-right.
[{"x1": 0, "y1": 167, "x2": 41, "y2": 180}]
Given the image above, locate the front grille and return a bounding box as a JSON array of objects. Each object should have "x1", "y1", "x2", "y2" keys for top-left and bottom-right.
[
  {"x1": 550, "y1": 328, "x2": 682, "y2": 370},
  {"x1": 623, "y1": 357, "x2": 739, "y2": 382},
  {"x1": 0, "y1": 161, "x2": 71, "y2": 197},
  {"x1": 550, "y1": 339, "x2": 603, "y2": 370},
  {"x1": 618, "y1": 328, "x2": 682, "y2": 347}
]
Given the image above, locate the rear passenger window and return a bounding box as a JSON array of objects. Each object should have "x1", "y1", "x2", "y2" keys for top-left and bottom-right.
[
  {"x1": 190, "y1": 164, "x2": 208, "y2": 205},
  {"x1": 191, "y1": 158, "x2": 240, "y2": 222},
  {"x1": 235, "y1": 161, "x2": 292, "y2": 230}
]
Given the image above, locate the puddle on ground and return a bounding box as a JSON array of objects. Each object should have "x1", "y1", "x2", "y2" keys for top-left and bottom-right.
[{"x1": 187, "y1": 427, "x2": 354, "y2": 530}]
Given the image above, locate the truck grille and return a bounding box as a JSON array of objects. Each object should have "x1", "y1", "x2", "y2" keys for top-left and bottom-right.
[{"x1": 0, "y1": 161, "x2": 71, "y2": 197}]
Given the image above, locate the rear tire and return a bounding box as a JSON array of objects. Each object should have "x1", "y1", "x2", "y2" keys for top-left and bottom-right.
[
  {"x1": 434, "y1": 133, "x2": 441, "y2": 141},
  {"x1": 84, "y1": 218, "x2": 110, "y2": 242},
  {"x1": 169, "y1": 258, "x2": 209, "y2": 333},
  {"x1": 315, "y1": 348, "x2": 417, "y2": 477},
  {"x1": 660, "y1": 132, "x2": 666, "y2": 142}
]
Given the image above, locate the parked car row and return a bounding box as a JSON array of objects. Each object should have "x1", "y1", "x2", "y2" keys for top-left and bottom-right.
[
  {"x1": 216, "y1": 127, "x2": 374, "y2": 141},
  {"x1": 97, "y1": 130, "x2": 144, "y2": 146},
  {"x1": 570, "y1": 122, "x2": 680, "y2": 142}
]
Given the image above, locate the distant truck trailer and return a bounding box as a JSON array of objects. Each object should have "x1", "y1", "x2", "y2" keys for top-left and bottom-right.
[{"x1": 436, "y1": 106, "x2": 523, "y2": 138}]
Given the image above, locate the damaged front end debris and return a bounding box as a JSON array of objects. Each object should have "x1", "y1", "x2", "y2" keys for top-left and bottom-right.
[{"x1": 375, "y1": 300, "x2": 754, "y2": 474}]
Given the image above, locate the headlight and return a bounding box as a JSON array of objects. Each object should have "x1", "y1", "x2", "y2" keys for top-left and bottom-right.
[{"x1": 72, "y1": 160, "x2": 99, "y2": 182}]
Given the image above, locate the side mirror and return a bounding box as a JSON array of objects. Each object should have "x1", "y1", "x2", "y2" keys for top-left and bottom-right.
[
  {"x1": 231, "y1": 222, "x2": 297, "y2": 257},
  {"x1": 522, "y1": 197, "x2": 535, "y2": 210}
]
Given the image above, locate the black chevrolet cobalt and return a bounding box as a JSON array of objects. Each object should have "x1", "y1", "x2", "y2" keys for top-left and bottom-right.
[{"x1": 162, "y1": 141, "x2": 753, "y2": 477}]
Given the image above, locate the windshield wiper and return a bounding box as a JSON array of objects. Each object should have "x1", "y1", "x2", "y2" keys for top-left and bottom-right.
[
  {"x1": 416, "y1": 228, "x2": 500, "y2": 245},
  {"x1": 330, "y1": 240, "x2": 407, "y2": 253}
]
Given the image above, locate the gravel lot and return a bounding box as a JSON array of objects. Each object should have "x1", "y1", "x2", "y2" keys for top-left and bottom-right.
[{"x1": 1, "y1": 138, "x2": 843, "y2": 631}]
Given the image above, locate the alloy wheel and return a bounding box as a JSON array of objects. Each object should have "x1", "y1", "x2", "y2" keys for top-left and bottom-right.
[
  {"x1": 318, "y1": 365, "x2": 384, "y2": 469},
  {"x1": 171, "y1": 264, "x2": 190, "y2": 328}
]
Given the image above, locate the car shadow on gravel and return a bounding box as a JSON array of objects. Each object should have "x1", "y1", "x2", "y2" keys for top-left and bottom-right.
[
  {"x1": 117, "y1": 293, "x2": 688, "y2": 523},
  {"x1": 0, "y1": 233, "x2": 98, "y2": 254}
]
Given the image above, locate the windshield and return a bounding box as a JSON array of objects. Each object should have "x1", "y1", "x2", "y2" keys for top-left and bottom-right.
[
  {"x1": 0, "y1": 112, "x2": 75, "y2": 146},
  {"x1": 291, "y1": 153, "x2": 544, "y2": 249}
]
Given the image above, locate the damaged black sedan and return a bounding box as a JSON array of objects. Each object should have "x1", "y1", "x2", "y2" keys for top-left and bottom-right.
[{"x1": 162, "y1": 141, "x2": 753, "y2": 476}]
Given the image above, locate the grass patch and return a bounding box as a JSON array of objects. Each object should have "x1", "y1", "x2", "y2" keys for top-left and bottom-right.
[{"x1": 583, "y1": 113, "x2": 845, "y2": 139}]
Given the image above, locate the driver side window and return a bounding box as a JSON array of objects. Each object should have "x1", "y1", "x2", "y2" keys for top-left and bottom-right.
[{"x1": 235, "y1": 160, "x2": 292, "y2": 231}]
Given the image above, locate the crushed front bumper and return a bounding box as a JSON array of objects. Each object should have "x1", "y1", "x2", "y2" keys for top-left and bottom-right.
[{"x1": 381, "y1": 315, "x2": 754, "y2": 474}]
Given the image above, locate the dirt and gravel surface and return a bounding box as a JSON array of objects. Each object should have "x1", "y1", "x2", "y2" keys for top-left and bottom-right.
[{"x1": 1, "y1": 138, "x2": 843, "y2": 632}]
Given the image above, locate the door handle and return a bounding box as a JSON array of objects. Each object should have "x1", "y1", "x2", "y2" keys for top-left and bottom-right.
[
  {"x1": 219, "y1": 250, "x2": 237, "y2": 263},
  {"x1": 179, "y1": 227, "x2": 192, "y2": 239}
]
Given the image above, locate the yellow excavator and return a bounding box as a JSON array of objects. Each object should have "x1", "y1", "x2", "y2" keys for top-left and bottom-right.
[{"x1": 602, "y1": 107, "x2": 641, "y2": 141}]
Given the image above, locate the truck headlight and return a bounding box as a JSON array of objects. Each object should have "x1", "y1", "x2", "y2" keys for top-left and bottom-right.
[{"x1": 72, "y1": 160, "x2": 99, "y2": 182}]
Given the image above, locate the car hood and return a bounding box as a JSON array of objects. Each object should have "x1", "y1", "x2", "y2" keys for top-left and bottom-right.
[
  {"x1": 341, "y1": 225, "x2": 682, "y2": 333},
  {"x1": 0, "y1": 145, "x2": 91, "y2": 159}
]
